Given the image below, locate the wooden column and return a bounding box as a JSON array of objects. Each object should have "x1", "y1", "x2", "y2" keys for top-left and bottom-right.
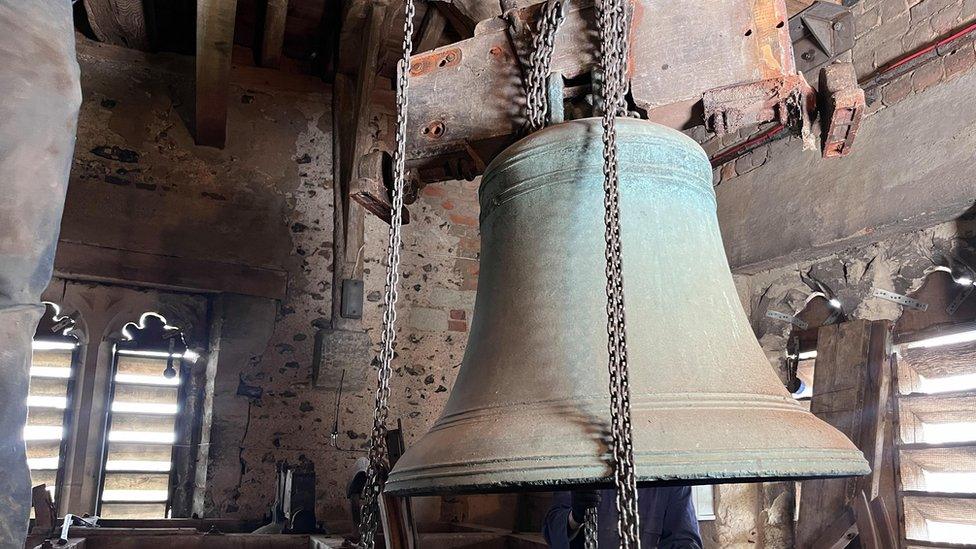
[
  {"x1": 195, "y1": 0, "x2": 239, "y2": 148},
  {"x1": 331, "y1": 1, "x2": 388, "y2": 332},
  {"x1": 260, "y1": 0, "x2": 288, "y2": 68},
  {"x1": 797, "y1": 319, "x2": 893, "y2": 547},
  {"x1": 415, "y1": 6, "x2": 446, "y2": 53}
]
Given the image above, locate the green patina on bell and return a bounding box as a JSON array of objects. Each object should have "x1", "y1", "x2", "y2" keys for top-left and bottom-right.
[{"x1": 385, "y1": 118, "x2": 868, "y2": 496}]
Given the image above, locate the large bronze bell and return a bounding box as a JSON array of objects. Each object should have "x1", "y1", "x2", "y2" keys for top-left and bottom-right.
[{"x1": 386, "y1": 118, "x2": 868, "y2": 496}]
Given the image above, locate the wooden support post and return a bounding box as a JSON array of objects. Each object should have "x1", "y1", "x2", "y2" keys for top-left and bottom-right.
[
  {"x1": 330, "y1": 2, "x2": 387, "y2": 332},
  {"x1": 379, "y1": 493, "x2": 420, "y2": 549},
  {"x1": 260, "y1": 0, "x2": 288, "y2": 68},
  {"x1": 797, "y1": 319, "x2": 893, "y2": 546},
  {"x1": 195, "y1": 0, "x2": 239, "y2": 148},
  {"x1": 415, "y1": 5, "x2": 446, "y2": 53}
]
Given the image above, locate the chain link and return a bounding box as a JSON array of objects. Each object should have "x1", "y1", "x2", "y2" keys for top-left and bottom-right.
[
  {"x1": 583, "y1": 506, "x2": 599, "y2": 549},
  {"x1": 596, "y1": 0, "x2": 641, "y2": 547},
  {"x1": 357, "y1": 1, "x2": 415, "y2": 547},
  {"x1": 525, "y1": 0, "x2": 566, "y2": 131}
]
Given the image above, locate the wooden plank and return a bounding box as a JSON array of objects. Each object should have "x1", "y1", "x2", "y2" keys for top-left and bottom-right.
[
  {"x1": 903, "y1": 495, "x2": 976, "y2": 542},
  {"x1": 797, "y1": 320, "x2": 892, "y2": 547},
  {"x1": 54, "y1": 240, "x2": 287, "y2": 300},
  {"x1": 330, "y1": 2, "x2": 387, "y2": 332},
  {"x1": 379, "y1": 493, "x2": 420, "y2": 549},
  {"x1": 260, "y1": 0, "x2": 289, "y2": 68},
  {"x1": 415, "y1": 4, "x2": 447, "y2": 53},
  {"x1": 855, "y1": 492, "x2": 881, "y2": 549},
  {"x1": 429, "y1": 0, "x2": 476, "y2": 38},
  {"x1": 900, "y1": 446, "x2": 976, "y2": 493},
  {"x1": 195, "y1": 0, "x2": 239, "y2": 147},
  {"x1": 405, "y1": 0, "x2": 795, "y2": 183},
  {"x1": 84, "y1": 0, "x2": 151, "y2": 50},
  {"x1": 900, "y1": 340, "x2": 976, "y2": 381},
  {"x1": 854, "y1": 492, "x2": 897, "y2": 549},
  {"x1": 32, "y1": 485, "x2": 57, "y2": 534},
  {"x1": 898, "y1": 391, "x2": 976, "y2": 445},
  {"x1": 809, "y1": 507, "x2": 857, "y2": 549}
]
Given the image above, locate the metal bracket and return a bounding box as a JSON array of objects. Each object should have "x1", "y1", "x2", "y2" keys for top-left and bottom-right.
[
  {"x1": 872, "y1": 288, "x2": 929, "y2": 311},
  {"x1": 947, "y1": 284, "x2": 975, "y2": 315},
  {"x1": 351, "y1": 150, "x2": 413, "y2": 226},
  {"x1": 819, "y1": 62, "x2": 864, "y2": 158},
  {"x1": 789, "y1": 1, "x2": 855, "y2": 78},
  {"x1": 546, "y1": 71, "x2": 565, "y2": 126},
  {"x1": 766, "y1": 310, "x2": 810, "y2": 330},
  {"x1": 703, "y1": 74, "x2": 808, "y2": 136}
]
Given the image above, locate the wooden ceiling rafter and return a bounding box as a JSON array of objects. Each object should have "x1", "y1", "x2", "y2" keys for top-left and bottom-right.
[{"x1": 195, "y1": 0, "x2": 240, "y2": 148}]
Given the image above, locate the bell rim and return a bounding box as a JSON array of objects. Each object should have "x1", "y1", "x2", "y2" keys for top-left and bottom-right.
[{"x1": 385, "y1": 447, "x2": 870, "y2": 496}]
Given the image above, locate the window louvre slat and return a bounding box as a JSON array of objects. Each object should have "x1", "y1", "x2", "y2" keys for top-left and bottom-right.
[
  {"x1": 904, "y1": 493, "x2": 976, "y2": 543},
  {"x1": 900, "y1": 341, "x2": 976, "y2": 380},
  {"x1": 28, "y1": 377, "x2": 71, "y2": 398},
  {"x1": 98, "y1": 503, "x2": 169, "y2": 519},
  {"x1": 112, "y1": 384, "x2": 178, "y2": 405}
]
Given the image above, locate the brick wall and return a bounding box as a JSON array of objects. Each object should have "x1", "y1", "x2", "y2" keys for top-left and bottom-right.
[{"x1": 708, "y1": 0, "x2": 976, "y2": 185}]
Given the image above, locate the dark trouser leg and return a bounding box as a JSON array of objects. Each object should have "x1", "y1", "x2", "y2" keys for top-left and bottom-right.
[{"x1": 0, "y1": 2, "x2": 81, "y2": 545}]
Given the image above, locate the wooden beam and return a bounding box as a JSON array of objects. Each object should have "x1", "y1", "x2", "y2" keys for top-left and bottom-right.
[
  {"x1": 53, "y1": 240, "x2": 288, "y2": 300},
  {"x1": 330, "y1": 1, "x2": 388, "y2": 331},
  {"x1": 429, "y1": 0, "x2": 475, "y2": 38},
  {"x1": 415, "y1": 5, "x2": 447, "y2": 53},
  {"x1": 259, "y1": 0, "x2": 288, "y2": 68},
  {"x1": 797, "y1": 320, "x2": 893, "y2": 546},
  {"x1": 84, "y1": 0, "x2": 150, "y2": 50},
  {"x1": 195, "y1": 0, "x2": 239, "y2": 148}
]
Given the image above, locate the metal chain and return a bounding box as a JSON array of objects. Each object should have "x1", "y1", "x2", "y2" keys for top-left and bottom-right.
[
  {"x1": 357, "y1": 0, "x2": 415, "y2": 547},
  {"x1": 596, "y1": 0, "x2": 640, "y2": 547},
  {"x1": 525, "y1": 0, "x2": 566, "y2": 131},
  {"x1": 583, "y1": 506, "x2": 599, "y2": 549}
]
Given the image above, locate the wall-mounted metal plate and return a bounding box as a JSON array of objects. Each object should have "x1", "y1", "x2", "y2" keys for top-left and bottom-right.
[
  {"x1": 947, "y1": 285, "x2": 975, "y2": 315},
  {"x1": 872, "y1": 288, "x2": 928, "y2": 311},
  {"x1": 341, "y1": 278, "x2": 364, "y2": 319},
  {"x1": 766, "y1": 310, "x2": 810, "y2": 329}
]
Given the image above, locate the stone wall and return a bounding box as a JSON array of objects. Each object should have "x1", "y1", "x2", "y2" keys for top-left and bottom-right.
[{"x1": 60, "y1": 36, "x2": 485, "y2": 526}]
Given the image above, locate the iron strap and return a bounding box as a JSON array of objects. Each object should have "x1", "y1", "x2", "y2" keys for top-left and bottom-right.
[{"x1": 357, "y1": 0, "x2": 415, "y2": 547}]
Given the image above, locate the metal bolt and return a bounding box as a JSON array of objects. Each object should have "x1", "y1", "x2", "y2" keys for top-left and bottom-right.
[
  {"x1": 833, "y1": 21, "x2": 844, "y2": 31},
  {"x1": 802, "y1": 49, "x2": 815, "y2": 61}
]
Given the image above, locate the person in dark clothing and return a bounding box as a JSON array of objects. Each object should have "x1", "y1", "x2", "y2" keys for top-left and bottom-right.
[{"x1": 543, "y1": 487, "x2": 703, "y2": 548}]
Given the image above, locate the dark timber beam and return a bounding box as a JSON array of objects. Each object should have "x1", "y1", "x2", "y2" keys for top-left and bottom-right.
[
  {"x1": 195, "y1": 0, "x2": 238, "y2": 148},
  {"x1": 415, "y1": 5, "x2": 447, "y2": 53},
  {"x1": 331, "y1": 1, "x2": 389, "y2": 331},
  {"x1": 260, "y1": 0, "x2": 288, "y2": 68},
  {"x1": 429, "y1": 0, "x2": 475, "y2": 38}
]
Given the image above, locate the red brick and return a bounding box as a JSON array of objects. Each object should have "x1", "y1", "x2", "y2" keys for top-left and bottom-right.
[
  {"x1": 450, "y1": 309, "x2": 466, "y2": 320},
  {"x1": 912, "y1": 59, "x2": 945, "y2": 93},
  {"x1": 944, "y1": 43, "x2": 976, "y2": 80},
  {"x1": 882, "y1": 72, "x2": 913, "y2": 105},
  {"x1": 449, "y1": 213, "x2": 478, "y2": 226},
  {"x1": 459, "y1": 236, "x2": 479, "y2": 252},
  {"x1": 422, "y1": 185, "x2": 446, "y2": 197},
  {"x1": 448, "y1": 320, "x2": 468, "y2": 332}
]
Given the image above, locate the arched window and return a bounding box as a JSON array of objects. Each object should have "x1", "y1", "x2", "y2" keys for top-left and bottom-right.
[
  {"x1": 27, "y1": 302, "x2": 79, "y2": 512},
  {"x1": 96, "y1": 312, "x2": 195, "y2": 519}
]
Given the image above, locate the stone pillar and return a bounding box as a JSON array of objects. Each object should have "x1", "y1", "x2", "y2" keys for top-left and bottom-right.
[{"x1": 0, "y1": 2, "x2": 81, "y2": 544}]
